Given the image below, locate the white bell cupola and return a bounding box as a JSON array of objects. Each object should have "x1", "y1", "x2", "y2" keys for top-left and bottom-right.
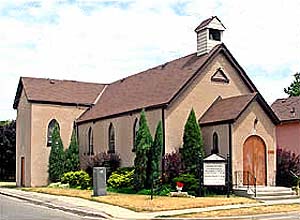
[{"x1": 195, "y1": 16, "x2": 226, "y2": 56}]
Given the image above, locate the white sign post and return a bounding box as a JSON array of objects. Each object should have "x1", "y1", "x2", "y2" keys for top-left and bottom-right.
[
  {"x1": 203, "y1": 162, "x2": 226, "y2": 186},
  {"x1": 203, "y1": 154, "x2": 227, "y2": 187}
]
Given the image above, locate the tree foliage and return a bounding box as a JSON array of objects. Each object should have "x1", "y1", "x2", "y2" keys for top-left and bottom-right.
[
  {"x1": 150, "y1": 121, "x2": 163, "y2": 188},
  {"x1": 284, "y1": 72, "x2": 300, "y2": 96},
  {"x1": 181, "y1": 109, "x2": 204, "y2": 175},
  {"x1": 276, "y1": 148, "x2": 300, "y2": 187},
  {"x1": 133, "y1": 110, "x2": 153, "y2": 191},
  {"x1": 64, "y1": 129, "x2": 80, "y2": 173},
  {"x1": 0, "y1": 120, "x2": 16, "y2": 180},
  {"x1": 48, "y1": 124, "x2": 65, "y2": 182}
]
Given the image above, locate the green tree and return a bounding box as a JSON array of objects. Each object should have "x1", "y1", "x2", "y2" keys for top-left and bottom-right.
[
  {"x1": 133, "y1": 110, "x2": 153, "y2": 191},
  {"x1": 284, "y1": 72, "x2": 300, "y2": 96},
  {"x1": 150, "y1": 121, "x2": 163, "y2": 188},
  {"x1": 0, "y1": 120, "x2": 16, "y2": 181},
  {"x1": 181, "y1": 109, "x2": 204, "y2": 175},
  {"x1": 48, "y1": 124, "x2": 65, "y2": 182},
  {"x1": 64, "y1": 129, "x2": 80, "y2": 173}
]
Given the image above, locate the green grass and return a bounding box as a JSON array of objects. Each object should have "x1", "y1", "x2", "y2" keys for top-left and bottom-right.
[{"x1": 0, "y1": 181, "x2": 16, "y2": 188}]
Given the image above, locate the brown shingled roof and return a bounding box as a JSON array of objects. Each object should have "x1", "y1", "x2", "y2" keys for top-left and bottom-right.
[
  {"x1": 199, "y1": 93, "x2": 257, "y2": 125},
  {"x1": 194, "y1": 16, "x2": 225, "y2": 32},
  {"x1": 78, "y1": 43, "x2": 262, "y2": 123},
  {"x1": 13, "y1": 77, "x2": 106, "y2": 109},
  {"x1": 271, "y1": 96, "x2": 300, "y2": 122},
  {"x1": 78, "y1": 45, "x2": 221, "y2": 123}
]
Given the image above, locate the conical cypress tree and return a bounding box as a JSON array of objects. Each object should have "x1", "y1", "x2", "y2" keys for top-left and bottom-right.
[
  {"x1": 64, "y1": 129, "x2": 80, "y2": 172},
  {"x1": 181, "y1": 109, "x2": 204, "y2": 175},
  {"x1": 133, "y1": 110, "x2": 153, "y2": 191},
  {"x1": 48, "y1": 124, "x2": 65, "y2": 182},
  {"x1": 150, "y1": 121, "x2": 163, "y2": 189}
]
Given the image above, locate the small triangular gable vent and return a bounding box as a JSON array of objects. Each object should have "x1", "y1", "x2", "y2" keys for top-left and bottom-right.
[{"x1": 211, "y1": 68, "x2": 229, "y2": 83}]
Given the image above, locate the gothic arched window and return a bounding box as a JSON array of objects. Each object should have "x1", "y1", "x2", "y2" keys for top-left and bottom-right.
[
  {"x1": 88, "y1": 127, "x2": 94, "y2": 155},
  {"x1": 108, "y1": 123, "x2": 115, "y2": 153},
  {"x1": 47, "y1": 119, "x2": 60, "y2": 146},
  {"x1": 212, "y1": 132, "x2": 219, "y2": 154},
  {"x1": 132, "y1": 118, "x2": 139, "y2": 152}
]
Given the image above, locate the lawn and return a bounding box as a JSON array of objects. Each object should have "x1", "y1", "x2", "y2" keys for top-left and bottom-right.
[
  {"x1": 176, "y1": 204, "x2": 300, "y2": 218},
  {"x1": 0, "y1": 182, "x2": 16, "y2": 188},
  {"x1": 23, "y1": 187, "x2": 256, "y2": 212}
]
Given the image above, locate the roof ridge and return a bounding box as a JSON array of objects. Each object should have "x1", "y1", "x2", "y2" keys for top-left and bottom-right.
[
  {"x1": 21, "y1": 76, "x2": 108, "y2": 86},
  {"x1": 110, "y1": 52, "x2": 198, "y2": 85}
]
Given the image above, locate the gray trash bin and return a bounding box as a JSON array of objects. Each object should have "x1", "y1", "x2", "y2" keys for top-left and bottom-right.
[{"x1": 93, "y1": 167, "x2": 107, "y2": 196}]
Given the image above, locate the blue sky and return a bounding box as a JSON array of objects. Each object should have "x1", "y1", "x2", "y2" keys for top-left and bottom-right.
[{"x1": 0, "y1": 0, "x2": 299, "y2": 120}]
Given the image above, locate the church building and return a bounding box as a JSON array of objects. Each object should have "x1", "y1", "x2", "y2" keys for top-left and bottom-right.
[{"x1": 14, "y1": 16, "x2": 279, "y2": 187}]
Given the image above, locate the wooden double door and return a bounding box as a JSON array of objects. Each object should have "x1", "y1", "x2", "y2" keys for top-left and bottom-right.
[{"x1": 243, "y1": 135, "x2": 266, "y2": 186}]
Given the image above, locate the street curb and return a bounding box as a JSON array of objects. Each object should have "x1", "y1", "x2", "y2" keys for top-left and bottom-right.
[{"x1": 0, "y1": 190, "x2": 113, "y2": 219}]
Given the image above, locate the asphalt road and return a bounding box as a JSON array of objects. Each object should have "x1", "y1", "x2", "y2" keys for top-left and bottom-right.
[
  {"x1": 0, "y1": 193, "x2": 299, "y2": 220},
  {"x1": 0, "y1": 194, "x2": 101, "y2": 220}
]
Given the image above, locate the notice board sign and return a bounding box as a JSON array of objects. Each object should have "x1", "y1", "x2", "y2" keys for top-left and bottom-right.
[{"x1": 203, "y1": 154, "x2": 226, "y2": 186}]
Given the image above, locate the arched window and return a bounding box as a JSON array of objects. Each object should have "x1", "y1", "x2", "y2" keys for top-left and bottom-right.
[
  {"x1": 132, "y1": 118, "x2": 139, "y2": 152},
  {"x1": 212, "y1": 132, "x2": 219, "y2": 154},
  {"x1": 108, "y1": 123, "x2": 115, "y2": 153},
  {"x1": 88, "y1": 127, "x2": 94, "y2": 155},
  {"x1": 47, "y1": 119, "x2": 59, "y2": 146}
]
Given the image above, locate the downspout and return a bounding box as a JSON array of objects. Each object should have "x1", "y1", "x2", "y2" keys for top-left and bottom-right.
[{"x1": 228, "y1": 123, "x2": 233, "y2": 190}]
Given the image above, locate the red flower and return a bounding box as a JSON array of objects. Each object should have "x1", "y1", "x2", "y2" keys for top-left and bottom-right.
[{"x1": 176, "y1": 182, "x2": 184, "y2": 188}]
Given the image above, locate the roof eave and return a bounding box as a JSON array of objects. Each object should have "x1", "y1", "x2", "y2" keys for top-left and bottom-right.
[{"x1": 77, "y1": 103, "x2": 168, "y2": 125}]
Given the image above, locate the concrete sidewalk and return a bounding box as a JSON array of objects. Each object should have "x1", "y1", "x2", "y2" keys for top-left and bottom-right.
[{"x1": 0, "y1": 187, "x2": 299, "y2": 219}]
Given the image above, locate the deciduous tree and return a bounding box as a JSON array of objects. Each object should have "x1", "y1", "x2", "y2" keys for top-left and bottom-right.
[{"x1": 284, "y1": 72, "x2": 300, "y2": 96}]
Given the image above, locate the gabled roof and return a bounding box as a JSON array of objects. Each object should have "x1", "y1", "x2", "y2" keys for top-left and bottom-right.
[
  {"x1": 271, "y1": 96, "x2": 300, "y2": 122},
  {"x1": 194, "y1": 16, "x2": 226, "y2": 32},
  {"x1": 200, "y1": 93, "x2": 279, "y2": 126},
  {"x1": 13, "y1": 77, "x2": 106, "y2": 109},
  {"x1": 78, "y1": 44, "x2": 258, "y2": 123}
]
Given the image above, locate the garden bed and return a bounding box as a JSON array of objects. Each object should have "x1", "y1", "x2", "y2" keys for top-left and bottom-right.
[{"x1": 22, "y1": 187, "x2": 256, "y2": 212}]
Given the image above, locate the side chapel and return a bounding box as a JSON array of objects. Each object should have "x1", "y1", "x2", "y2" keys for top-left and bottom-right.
[{"x1": 14, "y1": 16, "x2": 279, "y2": 187}]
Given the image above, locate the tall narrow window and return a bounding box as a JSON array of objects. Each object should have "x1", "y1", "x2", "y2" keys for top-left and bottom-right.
[
  {"x1": 212, "y1": 132, "x2": 219, "y2": 154},
  {"x1": 132, "y1": 118, "x2": 139, "y2": 152},
  {"x1": 47, "y1": 119, "x2": 59, "y2": 146},
  {"x1": 88, "y1": 127, "x2": 94, "y2": 155},
  {"x1": 108, "y1": 123, "x2": 115, "y2": 153}
]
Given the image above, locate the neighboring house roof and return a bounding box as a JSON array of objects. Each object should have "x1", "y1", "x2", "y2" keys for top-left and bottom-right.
[
  {"x1": 271, "y1": 96, "x2": 300, "y2": 122},
  {"x1": 77, "y1": 44, "x2": 258, "y2": 123},
  {"x1": 13, "y1": 77, "x2": 106, "y2": 109},
  {"x1": 200, "y1": 93, "x2": 279, "y2": 126}
]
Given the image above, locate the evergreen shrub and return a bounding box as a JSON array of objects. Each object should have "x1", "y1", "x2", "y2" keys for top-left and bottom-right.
[
  {"x1": 61, "y1": 170, "x2": 91, "y2": 189},
  {"x1": 173, "y1": 173, "x2": 199, "y2": 196},
  {"x1": 107, "y1": 168, "x2": 134, "y2": 188}
]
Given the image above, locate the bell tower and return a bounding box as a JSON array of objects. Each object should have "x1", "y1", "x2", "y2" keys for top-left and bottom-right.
[{"x1": 195, "y1": 16, "x2": 226, "y2": 56}]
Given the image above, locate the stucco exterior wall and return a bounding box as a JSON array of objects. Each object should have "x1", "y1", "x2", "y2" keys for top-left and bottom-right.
[
  {"x1": 165, "y1": 53, "x2": 251, "y2": 153},
  {"x1": 276, "y1": 122, "x2": 300, "y2": 155},
  {"x1": 232, "y1": 100, "x2": 276, "y2": 186},
  {"x1": 201, "y1": 124, "x2": 229, "y2": 157},
  {"x1": 16, "y1": 90, "x2": 32, "y2": 187},
  {"x1": 78, "y1": 108, "x2": 162, "y2": 168},
  {"x1": 29, "y1": 104, "x2": 87, "y2": 186}
]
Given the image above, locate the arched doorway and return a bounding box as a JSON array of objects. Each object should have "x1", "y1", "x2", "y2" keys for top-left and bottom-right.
[{"x1": 243, "y1": 135, "x2": 266, "y2": 185}]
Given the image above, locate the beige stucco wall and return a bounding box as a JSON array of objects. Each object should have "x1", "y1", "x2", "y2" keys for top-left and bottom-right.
[
  {"x1": 78, "y1": 108, "x2": 162, "y2": 168},
  {"x1": 29, "y1": 103, "x2": 87, "y2": 186},
  {"x1": 16, "y1": 90, "x2": 32, "y2": 187},
  {"x1": 232, "y1": 100, "x2": 276, "y2": 186},
  {"x1": 165, "y1": 53, "x2": 251, "y2": 153},
  {"x1": 201, "y1": 124, "x2": 229, "y2": 157}
]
